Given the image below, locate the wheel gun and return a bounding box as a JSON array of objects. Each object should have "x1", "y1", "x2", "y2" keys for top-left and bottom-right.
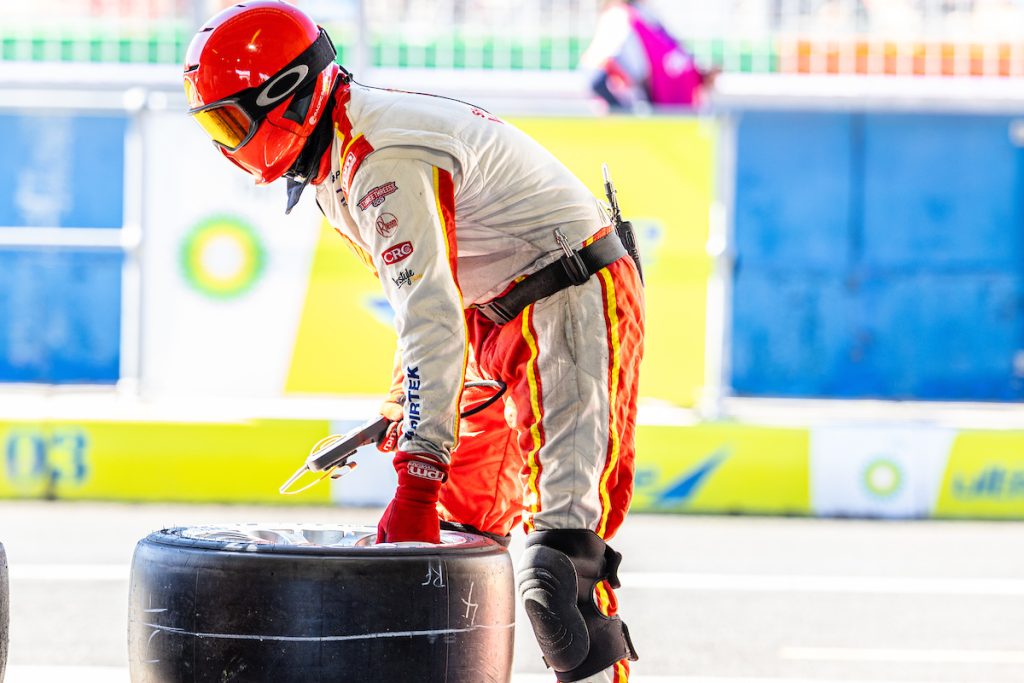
[
  {"x1": 279, "y1": 413, "x2": 394, "y2": 495},
  {"x1": 603, "y1": 164, "x2": 644, "y2": 286},
  {"x1": 280, "y1": 380, "x2": 507, "y2": 496}
]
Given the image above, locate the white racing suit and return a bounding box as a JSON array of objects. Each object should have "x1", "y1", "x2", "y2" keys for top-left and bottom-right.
[{"x1": 315, "y1": 83, "x2": 644, "y2": 683}]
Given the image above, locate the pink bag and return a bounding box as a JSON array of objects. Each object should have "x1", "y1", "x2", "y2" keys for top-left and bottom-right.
[{"x1": 627, "y1": 6, "x2": 703, "y2": 106}]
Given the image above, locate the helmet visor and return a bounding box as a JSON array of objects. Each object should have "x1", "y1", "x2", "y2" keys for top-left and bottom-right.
[
  {"x1": 184, "y1": 27, "x2": 337, "y2": 153},
  {"x1": 189, "y1": 100, "x2": 255, "y2": 152}
]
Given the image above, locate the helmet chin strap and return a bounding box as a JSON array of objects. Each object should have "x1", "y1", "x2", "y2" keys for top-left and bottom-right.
[{"x1": 284, "y1": 76, "x2": 345, "y2": 214}]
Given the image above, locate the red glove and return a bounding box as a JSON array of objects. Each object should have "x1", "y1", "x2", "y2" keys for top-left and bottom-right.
[{"x1": 377, "y1": 451, "x2": 449, "y2": 544}]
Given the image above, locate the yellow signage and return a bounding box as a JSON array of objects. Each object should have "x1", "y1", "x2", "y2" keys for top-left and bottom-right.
[
  {"x1": 934, "y1": 431, "x2": 1024, "y2": 518},
  {"x1": 286, "y1": 222, "x2": 398, "y2": 396},
  {"x1": 286, "y1": 117, "x2": 717, "y2": 407},
  {"x1": 632, "y1": 423, "x2": 810, "y2": 514},
  {"x1": 512, "y1": 117, "x2": 716, "y2": 407},
  {"x1": 0, "y1": 420, "x2": 331, "y2": 504}
]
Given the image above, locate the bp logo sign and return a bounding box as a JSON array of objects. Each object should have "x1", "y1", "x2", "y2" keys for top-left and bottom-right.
[
  {"x1": 180, "y1": 216, "x2": 266, "y2": 299},
  {"x1": 862, "y1": 458, "x2": 903, "y2": 499}
]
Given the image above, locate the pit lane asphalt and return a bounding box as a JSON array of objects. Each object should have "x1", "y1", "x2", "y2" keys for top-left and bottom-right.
[{"x1": 1, "y1": 501, "x2": 1022, "y2": 682}]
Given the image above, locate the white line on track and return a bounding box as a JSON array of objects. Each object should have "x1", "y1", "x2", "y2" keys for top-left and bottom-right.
[
  {"x1": 11, "y1": 565, "x2": 1024, "y2": 597},
  {"x1": 8, "y1": 564, "x2": 130, "y2": 581},
  {"x1": 780, "y1": 646, "x2": 1024, "y2": 664},
  {"x1": 619, "y1": 572, "x2": 1024, "y2": 596},
  {"x1": 532, "y1": 679, "x2": 990, "y2": 683},
  {"x1": 5, "y1": 666, "x2": 130, "y2": 683},
  {"x1": 8, "y1": 671, "x2": 991, "y2": 683}
]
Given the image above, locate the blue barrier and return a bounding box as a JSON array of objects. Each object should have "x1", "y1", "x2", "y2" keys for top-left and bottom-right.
[
  {"x1": 0, "y1": 113, "x2": 125, "y2": 228},
  {"x1": 732, "y1": 110, "x2": 1024, "y2": 401},
  {"x1": 0, "y1": 112, "x2": 126, "y2": 384},
  {"x1": 0, "y1": 248, "x2": 122, "y2": 383}
]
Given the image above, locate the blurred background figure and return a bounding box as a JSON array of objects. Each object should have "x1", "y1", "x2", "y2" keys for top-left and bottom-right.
[{"x1": 580, "y1": 0, "x2": 717, "y2": 112}]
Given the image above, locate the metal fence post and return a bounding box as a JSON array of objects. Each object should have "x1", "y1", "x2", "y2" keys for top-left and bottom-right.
[
  {"x1": 118, "y1": 88, "x2": 148, "y2": 396},
  {"x1": 355, "y1": 0, "x2": 370, "y2": 78},
  {"x1": 700, "y1": 112, "x2": 738, "y2": 420}
]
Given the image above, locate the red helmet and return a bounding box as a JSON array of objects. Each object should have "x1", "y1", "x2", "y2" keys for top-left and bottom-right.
[{"x1": 183, "y1": 1, "x2": 340, "y2": 184}]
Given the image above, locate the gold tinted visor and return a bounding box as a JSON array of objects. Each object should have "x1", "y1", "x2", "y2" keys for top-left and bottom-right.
[{"x1": 190, "y1": 101, "x2": 254, "y2": 151}]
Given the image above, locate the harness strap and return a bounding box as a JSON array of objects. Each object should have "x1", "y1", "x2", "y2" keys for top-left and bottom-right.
[{"x1": 474, "y1": 232, "x2": 627, "y2": 326}]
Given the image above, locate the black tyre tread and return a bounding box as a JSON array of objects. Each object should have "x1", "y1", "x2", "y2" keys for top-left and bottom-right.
[
  {"x1": 142, "y1": 527, "x2": 503, "y2": 557},
  {"x1": 128, "y1": 527, "x2": 515, "y2": 683}
]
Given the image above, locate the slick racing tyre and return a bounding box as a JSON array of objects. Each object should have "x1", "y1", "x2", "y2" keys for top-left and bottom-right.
[
  {"x1": 0, "y1": 543, "x2": 7, "y2": 683},
  {"x1": 128, "y1": 524, "x2": 514, "y2": 683}
]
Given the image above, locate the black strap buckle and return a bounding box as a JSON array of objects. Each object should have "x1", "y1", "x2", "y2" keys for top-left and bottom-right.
[
  {"x1": 473, "y1": 230, "x2": 626, "y2": 327},
  {"x1": 478, "y1": 299, "x2": 516, "y2": 325}
]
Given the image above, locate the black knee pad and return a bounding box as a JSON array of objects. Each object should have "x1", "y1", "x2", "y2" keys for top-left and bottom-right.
[{"x1": 517, "y1": 530, "x2": 638, "y2": 682}]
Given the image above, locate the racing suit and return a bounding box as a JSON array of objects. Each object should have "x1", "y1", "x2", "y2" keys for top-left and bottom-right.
[{"x1": 315, "y1": 83, "x2": 644, "y2": 683}]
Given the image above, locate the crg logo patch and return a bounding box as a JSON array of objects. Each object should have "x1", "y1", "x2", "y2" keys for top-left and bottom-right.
[
  {"x1": 375, "y1": 212, "x2": 399, "y2": 238},
  {"x1": 359, "y1": 182, "x2": 398, "y2": 211},
  {"x1": 381, "y1": 241, "x2": 413, "y2": 265},
  {"x1": 407, "y1": 460, "x2": 444, "y2": 482}
]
